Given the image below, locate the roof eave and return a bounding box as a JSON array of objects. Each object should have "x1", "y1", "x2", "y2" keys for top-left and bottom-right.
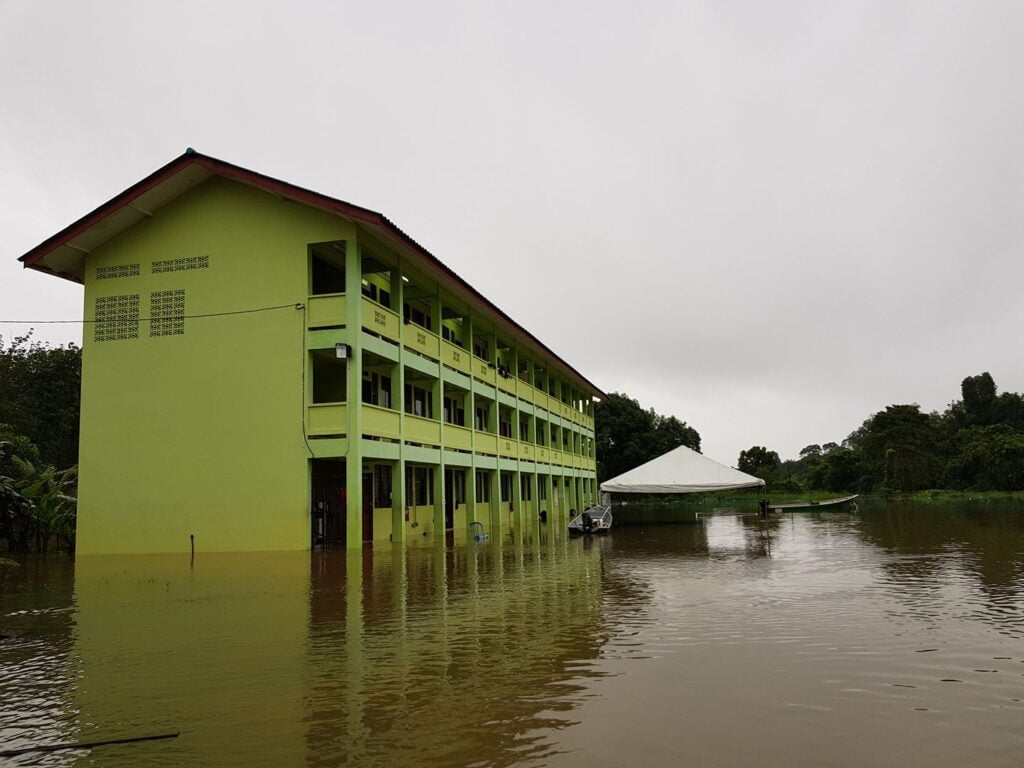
[{"x1": 17, "y1": 149, "x2": 606, "y2": 398}]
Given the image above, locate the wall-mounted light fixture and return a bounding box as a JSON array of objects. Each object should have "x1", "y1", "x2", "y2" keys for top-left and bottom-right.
[{"x1": 335, "y1": 343, "x2": 349, "y2": 359}]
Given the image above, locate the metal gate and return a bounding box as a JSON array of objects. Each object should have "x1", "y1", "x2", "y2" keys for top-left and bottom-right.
[{"x1": 311, "y1": 459, "x2": 346, "y2": 549}]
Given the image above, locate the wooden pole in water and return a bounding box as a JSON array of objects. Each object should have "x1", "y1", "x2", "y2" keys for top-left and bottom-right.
[{"x1": 0, "y1": 732, "x2": 180, "y2": 758}]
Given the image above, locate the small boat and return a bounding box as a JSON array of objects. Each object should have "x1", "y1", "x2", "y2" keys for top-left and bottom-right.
[
  {"x1": 768, "y1": 494, "x2": 859, "y2": 512},
  {"x1": 568, "y1": 506, "x2": 613, "y2": 536}
]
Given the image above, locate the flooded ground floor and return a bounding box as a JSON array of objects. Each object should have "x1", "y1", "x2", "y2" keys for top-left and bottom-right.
[
  {"x1": 310, "y1": 456, "x2": 597, "y2": 547},
  {"x1": 2, "y1": 503, "x2": 1023, "y2": 766}
]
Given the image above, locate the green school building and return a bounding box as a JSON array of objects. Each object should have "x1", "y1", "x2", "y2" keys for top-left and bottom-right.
[{"x1": 19, "y1": 150, "x2": 602, "y2": 554}]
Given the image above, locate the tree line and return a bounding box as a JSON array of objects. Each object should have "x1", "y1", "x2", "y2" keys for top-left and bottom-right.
[
  {"x1": 1, "y1": 333, "x2": 81, "y2": 554},
  {"x1": 739, "y1": 372, "x2": 1024, "y2": 493},
  {"x1": 595, "y1": 392, "x2": 700, "y2": 481}
]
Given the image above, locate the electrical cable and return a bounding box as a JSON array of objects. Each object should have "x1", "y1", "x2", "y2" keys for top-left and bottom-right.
[{"x1": 299, "y1": 305, "x2": 314, "y2": 459}]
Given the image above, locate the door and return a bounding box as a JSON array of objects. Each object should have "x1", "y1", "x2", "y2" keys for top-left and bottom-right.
[
  {"x1": 362, "y1": 472, "x2": 374, "y2": 543},
  {"x1": 311, "y1": 459, "x2": 345, "y2": 549}
]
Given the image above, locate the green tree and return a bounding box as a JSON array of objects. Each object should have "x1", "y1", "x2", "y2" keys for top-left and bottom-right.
[
  {"x1": 594, "y1": 393, "x2": 700, "y2": 481},
  {"x1": 961, "y1": 372, "x2": 997, "y2": 426},
  {"x1": 846, "y1": 404, "x2": 943, "y2": 491},
  {"x1": 737, "y1": 446, "x2": 781, "y2": 478},
  {"x1": 650, "y1": 414, "x2": 701, "y2": 458},
  {"x1": 799, "y1": 444, "x2": 822, "y2": 459},
  {"x1": 0, "y1": 333, "x2": 81, "y2": 469},
  {"x1": 807, "y1": 447, "x2": 864, "y2": 491},
  {"x1": 0, "y1": 427, "x2": 78, "y2": 553},
  {"x1": 944, "y1": 425, "x2": 1024, "y2": 490}
]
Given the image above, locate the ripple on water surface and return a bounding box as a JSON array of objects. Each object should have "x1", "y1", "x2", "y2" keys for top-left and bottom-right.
[{"x1": 0, "y1": 505, "x2": 1022, "y2": 767}]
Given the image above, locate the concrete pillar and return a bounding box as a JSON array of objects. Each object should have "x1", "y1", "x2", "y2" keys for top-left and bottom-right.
[
  {"x1": 392, "y1": 258, "x2": 406, "y2": 544},
  {"x1": 345, "y1": 237, "x2": 363, "y2": 548},
  {"x1": 391, "y1": 461, "x2": 405, "y2": 544},
  {"x1": 432, "y1": 463, "x2": 445, "y2": 541},
  {"x1": 529, "y1": 471, "x2": 540, "y2": 538},
  {"x1": 489, "y1": 469, "x2": 502, "y2": 538},
  {"x1": 511, "y1": 469, "x2": 523, "y2": 541}
]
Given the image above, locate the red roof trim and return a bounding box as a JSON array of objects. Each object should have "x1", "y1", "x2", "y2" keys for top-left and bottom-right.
[
  {"x1": 18, "y1": 150, "x2": 604, "y2": 397},
  {"x1": 19, "y1": 152, "x2": 197, "y2": 269}
]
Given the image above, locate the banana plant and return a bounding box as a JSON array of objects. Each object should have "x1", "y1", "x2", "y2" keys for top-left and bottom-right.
[{"x1": 0, "y1": 442, "x2": 77, "y2": 554}]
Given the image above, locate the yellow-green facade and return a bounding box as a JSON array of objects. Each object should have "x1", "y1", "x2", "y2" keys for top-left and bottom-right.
[{"x1": 60, "y1": 168, "x2": 598, "y2": 554}]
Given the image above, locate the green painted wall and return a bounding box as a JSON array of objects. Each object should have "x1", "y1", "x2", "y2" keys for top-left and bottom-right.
[
  {"x1": 78, "y1": 177, "x2": 354, "y2": 554},
  {"x1": 71, "y1": 173, "x2": 598, "y2": 554}
]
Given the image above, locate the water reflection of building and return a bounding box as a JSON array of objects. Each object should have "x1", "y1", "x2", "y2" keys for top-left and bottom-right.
[
  {"x1": 66, "y1": 539, "x2": 620, "y2": 766},
  {"x1": 304, "y1": 538, "x2": 611, "y2": 767},
  {"x1": 72, "y1": 553, "x2": 312, "y2": 766}
]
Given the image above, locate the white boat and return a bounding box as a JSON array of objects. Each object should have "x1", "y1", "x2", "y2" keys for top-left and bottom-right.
[{"x1": 568, "y1": 506, "x2": 613, "y2": 536}]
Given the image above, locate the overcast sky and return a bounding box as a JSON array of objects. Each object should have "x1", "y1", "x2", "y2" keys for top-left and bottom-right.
[{"x1": 3, "y1": 1, "x2": 1023, "y2": 464}]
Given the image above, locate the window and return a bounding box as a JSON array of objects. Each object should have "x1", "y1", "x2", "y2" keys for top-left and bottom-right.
[
  {"x1": 519, "y1": 417, "x2": 530, "y2": 442},
  {"x1": 373, "y1": 465, "x2": 392, "y2": 508},
  {"x1": 441, "y1": 324, "x2": 464, "y2": 347},
  {"x1": 362, "y1": 373, "x2": 376, "y2": 406},
  {"x1": 310, "y1": 244, "x2": 346, "y2": 295},
  {"x1": 473, "y1": 338, "x2": 488, "y2": 360},
  {"x1": 538, "y1": 479, "x2": 547, "y2": 501},
  {"x1": 475, "y1": 471, "x2": 490, "y2": 503},
  {"x1": 404, "y1": 384, "x2": 432, "y2": 419},
  {"x1": 474, "y1": 405, "x2": 489, "y2": 432},
  {"x1": 451, "y1": 470, "x2": 466, "y2": 504},
  {"x1": 496, "y1": 352, "x2": 513, "y2": 379},
  {"x1": 362, "y1": 372, "x2": 391, "y2": 407},
  {"x1": 499, "y1": 418, "x2": 512, "y2": 438},
  {"x1": 403, "y1": 302, "x2": 431, "y2": 330},
  {"x1": 359, "y1": 279, "x2": 391, "y2": 309},
  {"x1": 536, "y1": 422, "x2": 546, "y2": 446},
  {"x1": 443, "y1": 396, "x2": 465, "y2": 426},
  {"x1": 312, "y1": 351, "x2": 346, "y2": 404},
  {"x1": 405, "y1": 465, "x2": 434, "y2": 506},
  {"x1": 520, "y1": 474, "x2": 532, "y2": 501},
  {"x1": 500, "y1": 472, "x2": 512, "y2": 502}
]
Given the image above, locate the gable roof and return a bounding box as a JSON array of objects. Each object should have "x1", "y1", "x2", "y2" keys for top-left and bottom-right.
[
  {"x1": 600, "y1": 444, "x2": 765, "y2": 494},
  {"x1": 18, "y1": 149, "x2": 604, "y2": 397}
]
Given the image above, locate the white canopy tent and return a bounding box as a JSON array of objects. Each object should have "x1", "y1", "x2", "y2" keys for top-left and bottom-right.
[{"x1": 600, "y1": 445, "x2": 765, "y2": 495}]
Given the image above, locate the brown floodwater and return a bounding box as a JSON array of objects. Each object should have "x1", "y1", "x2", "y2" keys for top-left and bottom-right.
[{"x1": 1, "y1": 503, "x2": 1023, "y2": 767}]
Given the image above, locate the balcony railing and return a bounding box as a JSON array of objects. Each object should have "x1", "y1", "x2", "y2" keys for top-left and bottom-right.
[
  {"x1": 361, "y1": 297, "x2": 400, "y2": 342},
  {"x1": 307, "y1": 294, "x2": 347, "y2": 328},
  {"x1": 402, "y1": 322, "x2": 440, "y2": 360},
  {"x1": 441, "y1": 340, "x2": 470, "y2": 374},
  {"x1": 307, "y1": 403, "x2": 347, "y2": 435},
  {"x1": 363, "y1": 404, "x2": 401, "y2": 440}
]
